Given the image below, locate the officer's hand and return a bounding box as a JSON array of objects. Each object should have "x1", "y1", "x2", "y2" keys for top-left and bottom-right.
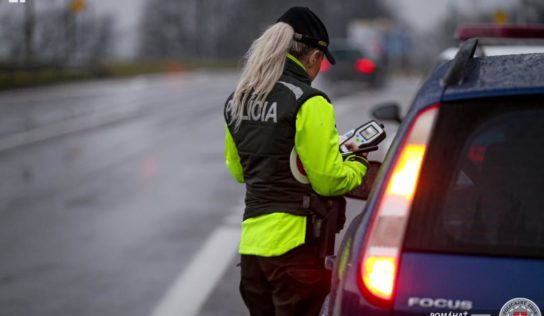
[
  {"x1": 344, "y1": 141, "x2": 357, "y2": 151},
  {"x1": 345, "y1": 142, "x2": 368, "y2": 157}
]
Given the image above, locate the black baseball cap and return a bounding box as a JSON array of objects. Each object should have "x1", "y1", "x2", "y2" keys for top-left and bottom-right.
[{"x1": 277, "y1": 7, "x2": 336, "y2": 65}]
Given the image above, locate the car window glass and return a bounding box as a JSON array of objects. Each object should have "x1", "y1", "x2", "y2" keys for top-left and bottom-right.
[{"x1": 405, "y1": 99, "x2": 544, "y2": 258}]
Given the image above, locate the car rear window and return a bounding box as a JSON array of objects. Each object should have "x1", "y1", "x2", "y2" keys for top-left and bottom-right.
[{"x1": 404, "y1": 97, "x2": 544, "y2": 258}]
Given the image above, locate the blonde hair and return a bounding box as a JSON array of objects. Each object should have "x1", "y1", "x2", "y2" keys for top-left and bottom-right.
[{"x1": 229, "y1": 22, "x2": 314, "y2": 131}]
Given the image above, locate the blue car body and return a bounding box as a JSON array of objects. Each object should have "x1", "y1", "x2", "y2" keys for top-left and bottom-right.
[{"x1": 324, "y1": 48, "x2": 544, "y2": 316}]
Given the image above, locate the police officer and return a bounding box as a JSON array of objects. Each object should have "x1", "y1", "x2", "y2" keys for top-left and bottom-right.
[{"x1": 224, "y1": 7, "x2": 368, "y2": 316}]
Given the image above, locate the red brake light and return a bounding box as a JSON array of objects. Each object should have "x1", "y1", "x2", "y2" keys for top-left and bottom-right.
[
  {"x1": 363, "y1": 253, "x2": 397, "y2": 299},
  {"x1": 359, "y1": 105, "x2": 439, "y2": 305},
  {"x1": 320, "y1": 59, "x2": 331, "y2": 73},
  {"x1": 355, "y1": 58, "x2": 376, "y2": 74}
]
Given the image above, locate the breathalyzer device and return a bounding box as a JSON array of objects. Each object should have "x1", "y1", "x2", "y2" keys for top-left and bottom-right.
[
  {"x1": 339, "y1": 120, "x2": 386, "y2": 155},
  {"x1": 290, "y1": 120, "x2": 386, "y2": 184}
]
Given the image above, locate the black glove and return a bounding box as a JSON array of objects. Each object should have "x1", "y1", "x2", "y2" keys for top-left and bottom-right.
[{"x1": 345, "y1": 154, "x2": 369, "y2": 167}]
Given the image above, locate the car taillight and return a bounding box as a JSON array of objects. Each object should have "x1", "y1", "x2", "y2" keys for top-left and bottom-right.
[
  {"x1": 355, "y1": 58, "x2": 376, "y2": 74},
  {"x1": 386, "y1": 144, "x2": 426, "y2": 201},
  {"x1": 359, "y1": 105, "x2": 439, "y2": 306},
  {"x1": 320, "y1": 59, "x2": 331, "y2": 73}
]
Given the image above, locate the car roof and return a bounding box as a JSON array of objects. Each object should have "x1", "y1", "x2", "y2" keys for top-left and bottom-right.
[
  {"x1": 439, "y1": 45, "x2": 544, "y2": 61},
  {"x1": 413, "y1": 51, "x2": 544, "y2": 112}
]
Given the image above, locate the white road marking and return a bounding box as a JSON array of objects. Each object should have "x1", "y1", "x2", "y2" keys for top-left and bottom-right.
[{"x1": 149, "y1": 215, "x2": 241, "y2": 316}]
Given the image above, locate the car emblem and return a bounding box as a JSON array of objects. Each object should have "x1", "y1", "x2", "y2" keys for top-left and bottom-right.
[{"x1": 500, "y1": 298, "x2": 541, "y2": 316}]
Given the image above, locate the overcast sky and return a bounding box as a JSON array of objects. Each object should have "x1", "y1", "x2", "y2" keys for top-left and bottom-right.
[{"x1": 384, "y1": 0, "x2": 516, "y2": 30}]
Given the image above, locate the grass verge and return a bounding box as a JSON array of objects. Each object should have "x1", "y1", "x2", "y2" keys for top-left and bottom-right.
[{"x1": 0, "y1": 59, "x2": 239, "y2": 90}]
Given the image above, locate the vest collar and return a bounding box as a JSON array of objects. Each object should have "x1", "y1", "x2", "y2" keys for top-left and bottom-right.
[{"x1": 284, "y1": 55, "x2": 312, "y2": 85}]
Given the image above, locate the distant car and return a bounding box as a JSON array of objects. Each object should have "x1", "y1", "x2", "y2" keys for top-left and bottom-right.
[
  {"x1": 320, "y1": 41, "x2": 386, "y2": 88},
  {"x1": 321, "y1": 28, "x2": 544, "y2": 316}
]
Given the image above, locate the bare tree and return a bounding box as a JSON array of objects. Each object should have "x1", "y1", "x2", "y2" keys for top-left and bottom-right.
[
  {"x1": 517, "y1": 0, "x2": 544, "y2": 23},
  {"x1": 0, "y1": 1, "x2": 115, "y2": 65},
  {"x1": 33, "y1": 6, "x2": 68, "y2": 63},
  {"x1": 0, "y1": 3, "x2": 25, "y2": 62},
  {"x1": 72, "y1": 13, "x2": 115, "y2": 62},
  {"x1": 138, "y1": 0, "x2": 392, "y2": 60},
  {"x1": 139, "y1": 0, "x2": 196, "y2": 59}
]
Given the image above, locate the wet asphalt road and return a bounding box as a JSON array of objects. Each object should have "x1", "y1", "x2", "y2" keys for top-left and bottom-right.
[{"x1": 0, "y1": 72, "x2": 420, "y2": 316}]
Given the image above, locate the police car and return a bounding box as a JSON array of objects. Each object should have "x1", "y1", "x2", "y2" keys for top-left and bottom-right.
[
  {"x1": 321, "y1": 26, "x2": 544, "y2": 316},
  {"x1": 437, "y1": 24, "x2": 544, "y2": 62}
]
